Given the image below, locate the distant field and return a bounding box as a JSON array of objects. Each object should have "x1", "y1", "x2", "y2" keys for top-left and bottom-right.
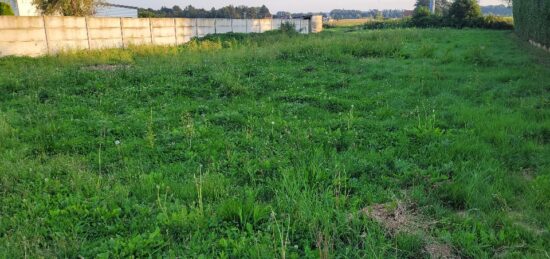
[
  {"x1": 326, "y1": 18, "x2": 373, "y2": 27},
  {"x1": 1, "y1": 28, "x2": 549, "y2": 257}
]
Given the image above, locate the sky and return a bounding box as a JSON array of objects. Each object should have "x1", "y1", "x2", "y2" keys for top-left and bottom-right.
[{"x1": 110, "y1": 0, "x2": 505, "y2": 13}]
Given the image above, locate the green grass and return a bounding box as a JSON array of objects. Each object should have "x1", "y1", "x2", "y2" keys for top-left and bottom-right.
[{"x1": 1, "y1": 28, "x2": 549, "y2": 258}]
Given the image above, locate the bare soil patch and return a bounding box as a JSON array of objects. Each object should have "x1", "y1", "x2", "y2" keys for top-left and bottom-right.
[
  {"x1": 360, "y1": 201, "x2": 458, "y2": 258},
  {"x1": 361, "y1": 201, "x2": 420, "y2": 234}
]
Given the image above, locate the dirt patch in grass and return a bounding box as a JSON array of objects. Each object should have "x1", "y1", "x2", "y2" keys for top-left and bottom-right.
[
  {"x1": 361, "y1": 201, "x2": 420, "y2": 234},
  {"x1": 360, "y1": 201, "x2": 457, "y2": 258}
]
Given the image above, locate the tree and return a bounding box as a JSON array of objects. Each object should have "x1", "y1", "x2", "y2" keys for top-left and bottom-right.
[
  {"x1": 411, "y1": 6, "x2": 440, "y2": 27},
  {"x1": 32, "y1": 0, "x2": 105, "y2": 16},
  {"x1": 0, "y1": 2, "x2": 15, "y2": 15},
  {"x1": 415, "y1": 0, "x2": 451, "y2": 15},
  {"x1": 137, "y1": 5, "x2": 272, "y2": 19},
  {"x1": 275, "y1": 11, "x2": 291, "y2": 19},
  {"x1": 448, "y1": 0, "x2": 482, "y2": 22},
  {"x1": 413, "y1": 6, "x2": 431, "y2": 19},
  {"x1": 138, "y1": 8, "x2": 157, "y2": 18},
  {"x1": 258, "y1": 5, "x2": 271, "y2": 18}
]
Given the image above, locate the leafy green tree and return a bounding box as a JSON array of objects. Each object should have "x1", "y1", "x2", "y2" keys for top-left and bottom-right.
[
  {"x1": 138, "y1": 8, "x2": 157, "y2": 18},
  {"x1": 415, "y1": 0, "x2": 451, "y2": 15},
  {"x1": 448, "y1": 0, "x2": 482, "y2": 26},
  {"x1": 32, "y1": 0, "x2": 104, "y2": 16},
  {"x1": 411, "y1": 6, "x2": 442, "y2": 27},
  {"x1": 413, "y1": 6, "x2": 431, "y2": 19},
  {"x1": 513, "y1": 0, "x2": 550, "y2": 46},
  {"x1": 274, "y1": 11, "x2": 291, "y2": 18},
  {"x1": 258, "y1": 5, "x2": 271, "y2": 18},
  {"x1": 137, "y1": 5, "x2": 272, "y2": 19},
  {"x1": 0, "y1": 2, "x2": 15, "y2": 15}
]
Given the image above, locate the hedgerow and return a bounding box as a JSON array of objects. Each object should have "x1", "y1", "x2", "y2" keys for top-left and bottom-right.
[{"x1": 513, "y1": 0, "x2": 550, "y2": 47}]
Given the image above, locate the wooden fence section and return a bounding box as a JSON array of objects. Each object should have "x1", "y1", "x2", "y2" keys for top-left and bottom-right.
[{"x1": 0, "y1": 16, "x2": 321, "y2": 57}]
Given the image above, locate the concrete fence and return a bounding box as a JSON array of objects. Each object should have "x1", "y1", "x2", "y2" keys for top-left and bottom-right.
[{"x1": 0, "y1": 15, "x2": 322, "y2": 57}]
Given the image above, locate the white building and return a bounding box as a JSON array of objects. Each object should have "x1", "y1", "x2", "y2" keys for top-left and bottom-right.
[{"x1": 0, "y1": 0, "x2": 138, "y2": 17}]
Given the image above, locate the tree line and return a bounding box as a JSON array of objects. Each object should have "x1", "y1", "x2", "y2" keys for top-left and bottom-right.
[
  {"x1": 0, "y1": 0, "x2": 512, "y2": 18},
  {"x1": 137, "y1": 6, "x2": 411, "y2": 19},
  {"x1": 138, "y1": 5, "x2": 272, "y2": 19},
  {"x1": 409, "y1": 0, "x2": 513, "y2": 29},
  {"x1": 329, "y1": 9, "x2": 405, "y2": 19}
]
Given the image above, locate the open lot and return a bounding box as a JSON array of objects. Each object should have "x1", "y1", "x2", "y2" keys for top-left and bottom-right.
[{"x1": 1, "y1": 28, "x2": 549, "y2": 257}]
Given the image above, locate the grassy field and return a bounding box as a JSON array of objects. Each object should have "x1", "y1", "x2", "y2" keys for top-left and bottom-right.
[{"x1": 1, "y1": 28, "x2": 549, "y2": 257}]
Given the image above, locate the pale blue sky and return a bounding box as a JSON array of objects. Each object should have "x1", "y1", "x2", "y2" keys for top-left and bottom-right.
[{"x1": 110, "y1": 0, "x2": 505, "y2": 12}]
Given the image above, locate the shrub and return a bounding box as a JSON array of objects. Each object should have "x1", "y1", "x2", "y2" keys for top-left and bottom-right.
[
  {"x1": 513, "y1": 0, "x2": 550, "y2": 47},
  {"x1": 411, "y1": 7, "x2": 444, "y2": 28},
  {"x1": 413, "y1": 6, "x2": 431, "y2": 20},
  {"x1": 480, "y1": 15, "x2": 514, "y2": 30},
  {"x1": 403, "y1": 1, "x2": 512, "y2": 30},
  {"x1": 0, "y1": 2, "x2": 14, "y2": 15},
  {"x1": 412, "y1": 15, "x2": 445, "y2": 28},
  {"x1": 280, "y1": 21, "x2": 298, "y2": 34},
  {"x1": 448, "y1": 0, "x2": 482, "y2": 28}
]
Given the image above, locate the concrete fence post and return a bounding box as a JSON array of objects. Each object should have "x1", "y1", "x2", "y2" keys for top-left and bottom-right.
[
  {"x1": 149, "y1": 18, "x2": 154, "y2": 44},
  {"x1": 42, "y1": 16, "x2": 50, "y2": 54},
  {"x1": 231, "y1": 18, "x2": 233, "y2": 33},
  {"x1": 85, "y1": 16, "x2": 91, "y2": 50},
  {"x1": 214, "y1": 19, "x2": 217, "y2": 34},
  {"x1": 173, "y1": 18, "x2": 178, "y2": 45},
  {"x1": 119, "y1": 18, "x2": 125, "y2": 48},
  {"x1": 195, "y1": 18, "x2": 198, "y2": 37}
]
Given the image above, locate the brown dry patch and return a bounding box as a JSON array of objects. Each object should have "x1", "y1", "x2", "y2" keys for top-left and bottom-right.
[
  {"x1": 360, "y1": 201, "x2": 458, "y2": 258},
  {"x1": 361, "y1": 201, "x2": 422, "y2": 235},
  {"x1": 82, "y1": 64, "x2": 131, "y2": 71}
]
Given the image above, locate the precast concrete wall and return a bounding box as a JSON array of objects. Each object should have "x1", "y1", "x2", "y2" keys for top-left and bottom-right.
[{"x1": 0, "y1": 16, "x2": 321, "y2": 57}]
